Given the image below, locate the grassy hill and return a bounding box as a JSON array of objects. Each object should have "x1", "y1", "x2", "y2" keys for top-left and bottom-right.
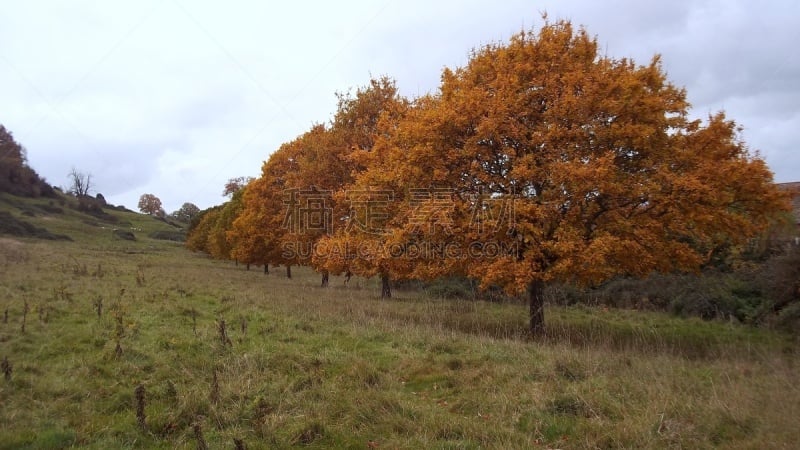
[
  {"x1": 0, "y1": 192, "x2": 184, "y2": 246},
  {"x1": 1, "y1": 193, "x2": 798, "y2": 448}
]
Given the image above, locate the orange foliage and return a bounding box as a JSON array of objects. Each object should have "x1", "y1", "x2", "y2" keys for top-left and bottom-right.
[
  {"x1": 189, "y1": 21, "x2": 790, "y2": 331},
  {"x1": 338, "y1": 20, "x2": 789, "y2": 330}
]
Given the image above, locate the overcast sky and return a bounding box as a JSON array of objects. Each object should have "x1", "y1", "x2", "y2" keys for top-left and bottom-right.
[{"x1": 2, "y1": 0, "x2": 798, "y2": 212}]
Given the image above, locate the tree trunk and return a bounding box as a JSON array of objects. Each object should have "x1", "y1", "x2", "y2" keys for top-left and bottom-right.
[
  {"x1": 264, "y1": 264, "x2": 269, "y2": 275},
  {"x1": 321, "y1": 270, "x2": 329, "y2": 287},
  {"x1": 380, "y1": 273, "x2": 391, "y2": 299},
  {"x1": 528, "y1": 280, "x2": 545, "y2": 337},
  {"x1": 286, "y1": 265, "x2": 292, "y2": 279}
]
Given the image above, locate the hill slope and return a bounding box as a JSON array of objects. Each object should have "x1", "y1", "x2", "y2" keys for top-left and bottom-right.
[{"x1": 0, "y1": 191, "x2": 182, "y2": 247}]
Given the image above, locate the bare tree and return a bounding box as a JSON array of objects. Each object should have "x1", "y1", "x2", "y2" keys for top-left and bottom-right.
[{"x1": 67, "y1": 167, "x2": 92, "y2": 197}]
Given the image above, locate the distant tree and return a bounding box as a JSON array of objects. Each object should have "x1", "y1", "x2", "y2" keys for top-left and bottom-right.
[
  {"x1": 172, "y1": 202, "x2": 201, "y2": 223},
  {"x1": 209, "y1": 191, "x2": 245, "y2": 261},
  {"x1": 138, "y1": 194, "x2": 164, "y2": 216},
  {"x1": 0, "y1": 124, "x2": 53, "y2": 197},
  {"x1": 228, "y1": 146, "x2": 300, "y2": 273},
  {"x1": 67, "y1": 167, "x2": 92, "y2": 197},
  {"x1": 222, "y1": 176, "x2": 254, "y2": 198},
  {"x1": 0, "y1": 126, "x2": 27, "y2": 190},
  {"x1": 186, "y1": 207, "x2": 220, "y2": 253}
]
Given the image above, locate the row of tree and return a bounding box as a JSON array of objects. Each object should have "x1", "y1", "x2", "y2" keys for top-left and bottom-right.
[{"x1": 186, "y1": 20, "x2": 790, "y2": 333}]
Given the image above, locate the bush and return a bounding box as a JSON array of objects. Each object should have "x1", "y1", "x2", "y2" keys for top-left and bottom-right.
[
  {"x1": 758, "y1": 246, "x2": 800, "y2": 312},
  {"x1": 112, "y1": 229, "x2": 136, "y2": 241},
  {"x1": 667, "y1": 273, "x2": 765, "y2": 322},
  {"x1": 37, "y1": 203, "x2": 63, "y2": 214},
  {"x1": 552, "y1": 271, "x2": 774, "y2": 326},
  {"x1": 425, "y1": 277, "x2": 475, "y2": 300},
  {"x1": 75, "y1": 196, "x2": 119, "y2": 223},
  {"x1": 773, "y1": 302, "x2": 800, "y2": 333},
  {"x1": 538, "y1": 245, "x2": 800, "y2": 335},
  {"x1": 0, "y1": 211, "x2": 72, "y2": 241},
  {"x1": 545, "y1": 283, "x2": 588, "y2": 306},
  {"x1": 148, "y1": 231, "x2": 185, "y2": 242}
]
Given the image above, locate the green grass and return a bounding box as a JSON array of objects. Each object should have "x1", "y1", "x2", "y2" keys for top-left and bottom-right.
[{"x1": 1, "y1": 195, "x2": 798, "y2": 448}]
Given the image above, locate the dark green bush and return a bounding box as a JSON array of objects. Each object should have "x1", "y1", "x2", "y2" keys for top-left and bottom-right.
[
  {"x1": 545, "y1": 261, "x2": 797, "y2": 331},
  {"x1": 0, "y1": 211, "x2": 72, "y2": 241},
  {"x1": 148, "y1": 230, "x2": 186, "y2": 242},
  {"x1": 425, "y1": 277, "x2": 475, "y2": 300}
]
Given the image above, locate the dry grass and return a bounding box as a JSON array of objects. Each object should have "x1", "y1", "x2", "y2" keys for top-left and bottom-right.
[{"x1": 0, "y1": 202, "x2": 798, "y2": 448}]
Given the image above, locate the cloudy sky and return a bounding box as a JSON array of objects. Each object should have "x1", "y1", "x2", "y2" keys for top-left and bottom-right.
[{"x1": 2, "y1": 1, "x2": 798, "y2": 212}]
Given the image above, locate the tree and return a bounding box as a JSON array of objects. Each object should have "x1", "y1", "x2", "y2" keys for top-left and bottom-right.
[
  {"x1": 0, "y1": 125, "x2": 28, "y2": 193},
  {"x1": 352, "y1": 20, "x2": 789, "y2": 332},
  {"x1": 172, "y1": 202, "x2": 201, "y2": 223},
  {"x1": 208, "y1": 190, "x2": 245, "y2": 261},
  {"x1": 185, "y1": 22, "x2": 789, "y2": 327},
  {"x1": 186, "y1": 207, "x2": 221, "y2": 253},
  {"x1": 229, "y1": 77, "x2": 408, "y2": 287},
  {"x1": 223, "y1": 176, "x2": 255, "y2": 198},
  {"x1": 67, "y1": 167, "x2": 92, "y2": 197},
  {"x1": 229, "y1": 138, "x2": 304, "y2": 278},
  {"x1": 138, "y1": 194, "x2": 164, "y2": 216},
  {"x1": 1, "y1": 124, "x2": 52, "y2": 197},
  {"x1": 308, "y1": 77, "x2": 410, "y2": 295}
]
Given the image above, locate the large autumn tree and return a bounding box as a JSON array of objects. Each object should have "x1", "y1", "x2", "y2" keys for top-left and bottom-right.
[
  {"x1": 355, "y1": 20, "x2": 789, "y2": 333},
  {"x1": 186, "y1": 206, "x2": 221, "y2": 253},
  {"x1": 229, "y1": 133, "x2": 306, "y2": 278},
  {"x1": 309, "y1": 78, "x2": 410, "y2": 295}
]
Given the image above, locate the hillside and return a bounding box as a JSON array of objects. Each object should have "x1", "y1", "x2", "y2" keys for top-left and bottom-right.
[
  {"x1": 1, "y1": 193, "x2": 798, "y2": 448},
  {"x1": 0, "y1": 191, "x2": 183, "y2": 247}
]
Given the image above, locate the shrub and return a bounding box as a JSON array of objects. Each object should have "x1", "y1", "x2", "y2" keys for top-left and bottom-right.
[
  {"x1": 758, "y1": 246, "x2": 800, "y2": 311},
  {"x1": 0, "y1": 211, "x2": 72, "y2": 241},
  {"x1": 112, "y1": 230, "x2": 136, "y2": 241},
  {"x1": 425, "y1": 277, "x2": 475, "y2": 300},
  {"x1": 148, "y1": 230, "x2": 185, "y2": 242}
]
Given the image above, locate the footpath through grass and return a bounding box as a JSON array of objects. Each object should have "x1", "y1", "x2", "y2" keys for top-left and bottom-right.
[{"x1": 0, "y1": 206, "x2": 798, "y2": 448}]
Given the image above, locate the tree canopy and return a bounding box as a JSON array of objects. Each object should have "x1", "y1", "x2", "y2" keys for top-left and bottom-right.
[
  {"x1": 0, "y1": 124, "x2": 54, "y2": 198},
  {"x1": 348, "y1": 21, "x2": 788, "y2": 333},
  {"x1": 172, "y1": 202, "x2": 201, "y2": 223},
  {"x1": 138, "y1": 193, "x2": 164, "y2": 216},
  {"x1": 185, "y1": 20, "x2": 790, "y2": 334}
]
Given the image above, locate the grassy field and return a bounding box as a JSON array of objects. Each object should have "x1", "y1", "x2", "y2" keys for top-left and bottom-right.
[{"x1": 1, "y1": 195, "x2": 799, "y2": 448}]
